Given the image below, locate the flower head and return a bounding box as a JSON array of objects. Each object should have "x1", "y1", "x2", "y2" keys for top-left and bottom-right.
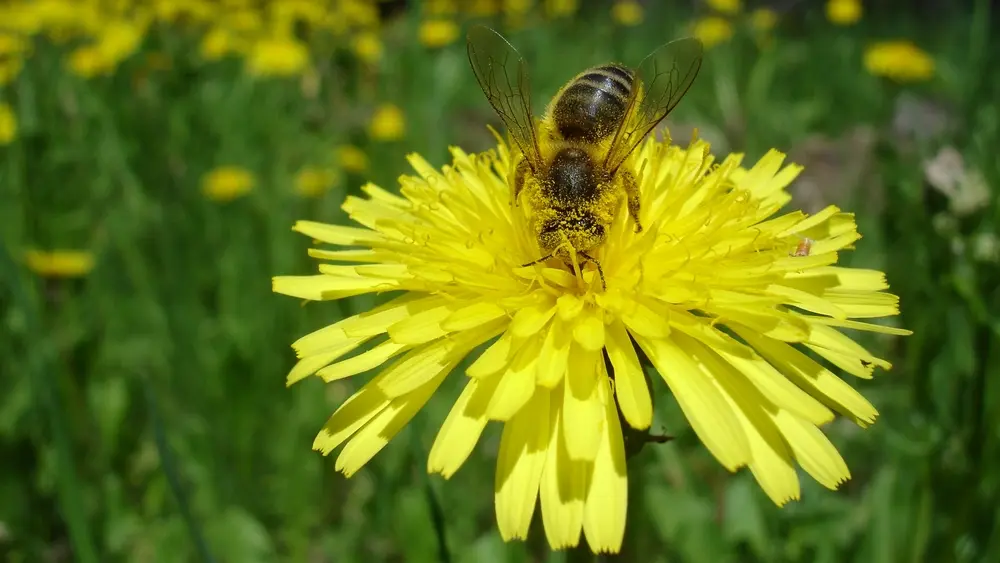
[
  {"x1": 826, "y1": 0, "x2": 862, "y2": 26},
  {"x1": 246, "y1": 35, "x2": 310, "y2": 77},
  {"x1": 26, "y1": 249, "x2": 95, "y2": 278},
  {"x1": 864, "y1": 40, "x2": 935, "y2": 82},
  {"x1": 274, "y1": 134, "x2": 909, "y2": 553},
  {"x1": 202, "y1": 166, "x2": 255, "y2": 202},
  {"x1": 0, "y1": 102, "x2": 16, "y2": 144},
  {"x1": 419, "y1": 18, "x2": 460, "y2": 48},
  {"x1": 692, "y1": 16, "x2": 733, "y2": 49},
  {"x1": 369, "y1": 103, "x2": 406, "y2": 141},
  {"x1": 611, "y1": 1, "x2": 644, "y2": 27}
]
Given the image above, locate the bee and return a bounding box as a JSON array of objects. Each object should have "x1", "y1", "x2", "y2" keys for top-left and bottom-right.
[{"x1": 467, "y1": 25, "x2": 703, "y2": 287}]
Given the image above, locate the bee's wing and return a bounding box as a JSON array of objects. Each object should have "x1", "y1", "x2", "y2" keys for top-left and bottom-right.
[
  {"x1": 603, "y1": 37, "x2": 703, "y2": 174},
  {"x1": 466, "y1": 25, "x2": 542, "y2": 169}
]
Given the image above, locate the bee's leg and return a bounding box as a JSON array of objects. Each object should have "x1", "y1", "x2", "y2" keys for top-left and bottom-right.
[
  {"x1": 512, "y1": 158, "x2": 531, "y2": 207},
  {"x1": 521, "y1": 251, "x2": 557, "y2": 268},
  {"x1": 620, "y1": 169, "x2": 643, "y2": 233},
  {"x1": 577, "y1": 251, "x2": 607, "y2": 290}
]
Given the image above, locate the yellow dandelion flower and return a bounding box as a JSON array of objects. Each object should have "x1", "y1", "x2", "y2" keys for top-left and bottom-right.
[
  {"x1": 154, "y1": 0, "x2": 216, "y2": 24},
  {"x1": 419, "y1": 19, "x2": 460, "y2": 49},
  {"x1": 0, "y1": 33, "x2": 30, "y2": 57},
  {"x1": 826, "y1": 0, "x2": 861, "y2": 26},
  {"x1": 226, "y1": 9, "x2": 263, "y2": 34},
  {"x1": 751, "y1": 8, "x2": 778, "y2": 32},
  {"x1": 864, "y1": 40, "x2": 935, "y2": 82},
  {"x1": 67, "y1": 45, "x2": 111, "y2": 78},
  {"x1": 0, "y1": 102, "x2": 16, "y2": 145},
  {"x1": 692, "y1": 16, "x2": 733, "y2": 49},
  {"x1": 707, "y1": 0, "x2": 741, "y2": 15},
  {"x1": 200, "y1": 26, "x2": 243, "y2": 60},
  {"x1": 96, "y1": 20, "x2": 144, "y2": 65},
  {"x1": 545, "y1": 0, "x2": 580, "y2": 18},
  {"x1": 202, "y1": 166, "x2": 255, "y2": 202},
  {"x1": 469, "y1": 0, "x2": 501, "y2": 17},
  {"x1": 25, "y1": 249, "x2": 95, "y2": 278},
  {"x1": 246, "y1": 35, "x2": 310, "y2": 77},
  {"x1": 274, "y1": 135, "x2": 910, "y2": 553},
  {"x1": 611, "y1": 0, "x2": 644, "y2": 27},
  {"x1": 340, "y1": 0, "x2": 380, "y2": 27},
  {"x1": 0, "y1": 57, "x2": 23, "y2": 85},
  {"x1": 295, "y1": 167, "x2": 338, "y2": 198},
  {"x1": 337, "y1": 144, "x2": 370, "y2": 173},
  {"x1": 369, "y1": 104, "x2": 406, "y2": 141},
  {"x1": 352, "y1": 31, "x2": 383, "y2": 64},
  {"x1": 425, "y1": 0, "x2": 459, "y2": 15}
]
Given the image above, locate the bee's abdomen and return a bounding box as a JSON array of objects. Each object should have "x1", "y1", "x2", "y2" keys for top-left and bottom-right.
[{"x1": 552, "y1": 64, "x2": 634, "y2": 143}]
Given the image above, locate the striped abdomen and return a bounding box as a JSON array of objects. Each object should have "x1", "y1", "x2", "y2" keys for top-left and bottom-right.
[{"x1": 551, "y1": 63, "x2": 634, "y2": 143}]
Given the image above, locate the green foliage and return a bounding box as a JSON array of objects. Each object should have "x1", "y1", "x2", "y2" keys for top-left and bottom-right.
[{"x1": 2, "y1": 2, "x2": 999, "y2": 562}]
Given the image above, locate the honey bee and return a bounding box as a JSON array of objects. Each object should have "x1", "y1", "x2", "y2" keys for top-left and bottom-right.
[{"x1": 467, "y1": 25, "x2": 703, "y2": 286}]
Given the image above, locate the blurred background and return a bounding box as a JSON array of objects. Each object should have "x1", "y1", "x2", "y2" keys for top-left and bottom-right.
[{"x1": 1, "y1": 0, "x2": 998, "y2": 562}]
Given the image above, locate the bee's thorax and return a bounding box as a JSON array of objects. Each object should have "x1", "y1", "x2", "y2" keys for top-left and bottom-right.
[{"x1": 546, "y1": 147, "x2": 600, "y2": 203}]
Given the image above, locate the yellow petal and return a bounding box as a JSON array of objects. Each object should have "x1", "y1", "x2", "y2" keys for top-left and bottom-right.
[
  {"x1": 766, "y1": 284, "x2": 847, "y2": 319},
  {"x1": 488, "y1": 337, "x2": 543, "y2": 420},
  {"x1": 581, "y1": 378, "x2": 627, "y2": 554},
  {"x1": 539, "y1": 391, "x2": 588, "y2": 550},
  {"x1": 340, "y1": 295, "x2": 435, "y2": 339},
  {"x1": 293, "y1": 220, "x2": 382, "y2": 245},
  {"x1": 428, "y1": 374, "x2": 502, "y2": 478},
  {"x1": 738, "y1": 328, "x2": 878, "y2": 426},
  {"x1": 537, "y1": 320, "x2": 571, "y2": 388},
  {"x1": 784, "y1": 266, "x2": 889, "y2": 293},
  {"x1": 711, "y1": 304, "x2": 811, "y2": 342},
  {"x1": 562, "y1": 346, "x2": 603, "y2": 461},
  {"x1": 805, "y1": 323, "x2": 890, "y2": 378},
  {"x1": 510, "y1": 303, "x2": 557, "y2": 337},
  {"x1": 379, "y1": 319, "x2": 505, "y2": 397},
  {"x1": 683, "y1": 335, "x2": 801, "y2": 505},
  {"x1": 572, "y1": 311, "x2": 605, "y2": 351},
  {"x1": 715, "y1": 346, "x2": 834, "y2": 426},
  {"x1": 774, "y1": 410, "x2": 851, "y2": 489},
  {"x1": 557, "y1": 293, "x2": 584, "y2": 320},
  {"x1": 316, "y1": 340, "x2": 409, "y2": 382},
  {"x1": 386, "y1": 304, "x2": 454, "y2": 344},
  {"x1": 441, "y1": 301, "x2": 507, "y2": 332},
  {"x1": 272, "y1": 274, "x2": 391, "y2": 301},
  {"x1": 467, "y1": 331, "x2": 515, "y2": 379},
  {"x1": 286, "y1": 345, "x2": 359, "y2": 386},
  {"x1": 495, "y1": 388, "x2": 551, "y2": 541},
  {"x1": 634, "y1": 335, "x2": 751, "y2": 471},
  {"x1": 620, "y1": 298, "x2": 671, "y2": 339},
  {"x1": 822, "y1": 291, "x2": 901, "y2": 318},
  {"x1": 605, "y1": 320, "x2": 651, "y2": 429},
  {"x1": 313, "y1": 382, "x2": 390, "y2": 455},
  {"x1": 336, "y1": 369, "x2": 445, "y2": 477}
]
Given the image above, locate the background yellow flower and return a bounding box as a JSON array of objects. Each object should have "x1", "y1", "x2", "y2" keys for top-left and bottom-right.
[
  {"x1": 611, "y1": 0, "x2": 644, "y2": 27},
  {"x1": 826, "y1": 0, "x2": 862, "y2": 26},
  {"x1": 201, "y1": 166, "x2": 255, "y2": 201},
  {"x1": 692, "y1": 16, "x2": 734, "y2": 49},
  {"x1": 0, "y1": 102, "x2": 16, "y2": 144},
  {"x1": 25, "y1": 249, "x2": 95, "y2": 277},
  {"x1": 864, "y1": 40, "x2": 935, "y2": 82},
  {"x1": 419, "y1": 19, "x2": 460, "y2": 48},
  {"x1": 369, "y1": 104, "x2": 406, "y2": 141}
]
